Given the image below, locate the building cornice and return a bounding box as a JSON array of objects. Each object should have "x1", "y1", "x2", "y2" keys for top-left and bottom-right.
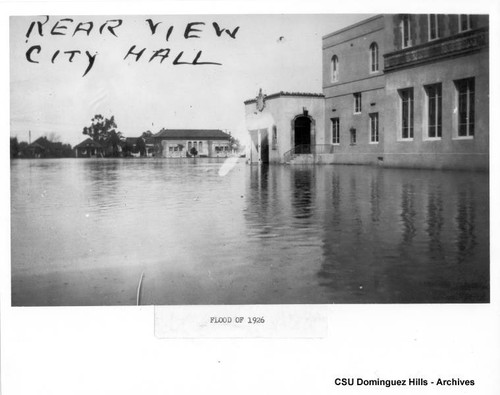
[
  {"x1": 384, "y1": 27, "x2": 488, "y2": 72},
  {"x1": 322, "y1": 26, "x2": 384, "y2": 50},
  {"x1": 322, "y1": 14, "x2": 383, "y2": 41}
]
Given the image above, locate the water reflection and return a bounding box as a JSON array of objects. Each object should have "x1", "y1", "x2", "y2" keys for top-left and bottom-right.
[
  {"x1": 247, "y1": 165, "x2": 272, "y2": 238},
  {"x1": 456, "y1": 188, "x2": 477, "y2": 264},
  {"x1": 348, "y1": 174, "x2": 363, "y2": 238},
  {"x1": 11, "y1": 159, "x2": 489, "y2": 305},
  {"x1": 84, "y1": 160, "x2": 122, "y2": 211},
  {"x1": 400, "y1": 183, "x2": 417, "y2": 246},
  {"x1": 314, "y1": 167, "x2": 488, "y2": 303},
  {"x1": 426, "y1": 188, "x2": 444, "y2": 260},
  {"x1": 370, "y1": 173, "x2": 381, "y2": 223},
  {"x1": 292, "y1": 167, "x2": 314, "y2": 220}
]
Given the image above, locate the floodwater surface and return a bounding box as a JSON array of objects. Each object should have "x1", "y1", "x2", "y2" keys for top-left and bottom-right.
[{"x1": 11, "y1": 158, "x2": 489, "y2": 305}]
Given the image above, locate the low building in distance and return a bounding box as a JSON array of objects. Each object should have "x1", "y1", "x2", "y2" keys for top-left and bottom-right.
[
  {"x1": 153, "y1": 129, "x2": 232, "y2": 158},
  {"x1": 22, "y1": 136, "x2": 73, "y2": 158},
  {"x1": 74, "y1": 138, "x2": 105, "y2": 158}
]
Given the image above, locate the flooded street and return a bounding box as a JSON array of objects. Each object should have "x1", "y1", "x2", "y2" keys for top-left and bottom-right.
[{"x1": 10, "y1": 159, "x2": 489, "y2": 305}]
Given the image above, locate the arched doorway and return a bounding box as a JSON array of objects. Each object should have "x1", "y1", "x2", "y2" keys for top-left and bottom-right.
[{"x1": 294, "y1": 116, "x2": 311, "y2": 153}]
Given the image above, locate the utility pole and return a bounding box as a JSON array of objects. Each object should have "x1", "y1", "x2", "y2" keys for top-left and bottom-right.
[{"x1": 29, "y1": 130, "x2": 31, "y2": 144}]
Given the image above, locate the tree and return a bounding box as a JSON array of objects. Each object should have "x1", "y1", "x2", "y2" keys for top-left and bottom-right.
[
  {"x1": 107, "y1": 130, "x2": 123, "y2": 157},
  {"x1": 136, "y1": 137, "x2": 146, "y2": 157},
  {"x1": 82, "y1": 114, "x2": 123, "y2": 157},
  {"x1": 10, "y1": 137, "x2": 19, "y2": 158},
  {"x1": 18, "y1": 141, "x2": 29, "y2": 156},
  {"x1": 82, "y1": 114, "x2": 119, "y2": 143},
  {"x1": 47, "y1": 132, "x2": 61, "y2": 143},
  {"x1": 135, "y1": 130, "x2": 152, "y2": 157},
  {"x1": 141, "y1": 130, "x2": 153, "y2": 139},
  {"x1": 228, "y1": 132, "x2": 241, "y2": 152}
]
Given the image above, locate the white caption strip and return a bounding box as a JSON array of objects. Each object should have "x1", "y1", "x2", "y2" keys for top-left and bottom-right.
[{"x1": 154, "y1": 305, "x2": 328, "y2": 338}]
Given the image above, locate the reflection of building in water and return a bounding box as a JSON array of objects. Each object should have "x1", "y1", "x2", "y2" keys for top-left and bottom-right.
[
  {"x1": 244, "y1": 14, "x2": 488, "y2": 171},
  {"x1": 292, "y1": 167, "x2": 315, "y2": 220},
  {"x1": 426, "y1": 189, "x2": 445, "y2": 260},
  {"x1": 400, "y1": 183, "x2": 417, "y2": 246},
  {"x1": 315, "y1": 166, "x2": 488, "y2": 302},
  {"x1": 240, "y1": 165, "x2": 488, "y2": 303},
  {"x1": 455, "y1": 188, "x2": 477, "y2": 263}
]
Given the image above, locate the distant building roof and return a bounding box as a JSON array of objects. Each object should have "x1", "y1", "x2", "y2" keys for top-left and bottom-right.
[
  {"x1": 74, "y1": 138, "x2": 104, "y2": 149},
  {"x1": 154, "y1": 129, "x2": 230, "y2": 140},
  {"x1": 28, "y1": 142, "x2": 46, "y2": 150},
  {"x1": 30, "y1": 137, "x2": 51, "y2": 149},
  {"x1": 126, "y1": 136, "x2": 155, "y2": 145}
]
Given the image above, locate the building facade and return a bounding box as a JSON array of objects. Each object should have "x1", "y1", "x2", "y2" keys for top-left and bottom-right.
[
  {"x1": 245, "y1": 14, "x2": 489, "y2": 171},
  {"x1": 154, "y1": 129, "x2": 232, "y2": 158},
  {"x1": 74, "y1": 138, "x2": 105, "y2": 158},
  {"x1": 382, "y1": 14, "x2": 489, "y2": 170},
  {"x1": 323, "y1": 15, "x2": 386, "y2": 166},
  {"x1": 322, "y1": 13, "x2": 489, "y2": 170}
]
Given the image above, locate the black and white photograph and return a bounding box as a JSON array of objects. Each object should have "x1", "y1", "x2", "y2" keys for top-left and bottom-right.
[
  {"x1": 2, "y1": 2, "x2": 500, "y2": 394},
  {"x1": 10, "y1": 13, "x2": 489, "y2": 306}
]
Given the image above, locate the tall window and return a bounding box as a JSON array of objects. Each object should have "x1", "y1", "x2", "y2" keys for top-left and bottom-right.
[
  {"x1": 350, "y1": 128, "x2": 357, "y2": 145},
  {"x1": 428, "y1": 14, "x2": 440, "y2": 40},
  {"x1": 369, "y1": 113, "x2": 379, "y2": 143},
  {"x1": 354, "y1": 92, "x2": 362, "y2": 114},
  {"x1": 370, "y1": 43, "x2": 379, "y2": 72},
  {"x1": 331, "y1": 118, "x2": 340, "y2": 145},
  {"x1": 401, "y1": 15, "x2": 412, "y2": 48},
  {"x1": 459, "y1": 15, "x2": 471, "y2": 32},
  {"x1": 425, "y1": 84, "x2": 442, "y2": 138},
  {"x1": 455, "y1": 78, "x2": 475, "y2": 137},
  {"x1": 331, "y1": 55, "x2": 339, "y2": 82},
  {"x1": 399, "y1": 88, "x2": 414, "y2": 139}
]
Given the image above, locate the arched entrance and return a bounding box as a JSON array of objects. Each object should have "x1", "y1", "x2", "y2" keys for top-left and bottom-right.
[{"x1": 294, "y1": 116, "x2": 311, "y2": 153}]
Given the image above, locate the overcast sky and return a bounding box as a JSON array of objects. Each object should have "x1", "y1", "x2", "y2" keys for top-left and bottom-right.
[{"x1": 10, "y1": 14, "x2": 372, "y2": 146}]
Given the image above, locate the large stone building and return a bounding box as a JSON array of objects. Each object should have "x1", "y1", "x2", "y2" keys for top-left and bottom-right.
[
  {"x1": 381, "y1": 14, "x2": 489, "y2": 170},
  {"x1": 245, "y1": 14, "x2": 489, "y2": 171}
]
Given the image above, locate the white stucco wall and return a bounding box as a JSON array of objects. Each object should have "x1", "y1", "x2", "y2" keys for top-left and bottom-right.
[
  {"x1": 245, "y1": 94, "x2": 325, "y2": 163},
  {"x1": 160, "y1": 139, "x2": 231, "y2": 158}
]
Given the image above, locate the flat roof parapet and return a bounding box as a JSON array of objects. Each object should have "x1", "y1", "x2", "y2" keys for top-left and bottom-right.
[
  {"x1": 244, "y1": 91, "x2": 324, "y2": 105},
  {"x1": 154, "y1": 129, "x2": 230, "y2": 140},
  {"x1": 322, "y1": 14, "x2": 382, "y2": 41}
]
